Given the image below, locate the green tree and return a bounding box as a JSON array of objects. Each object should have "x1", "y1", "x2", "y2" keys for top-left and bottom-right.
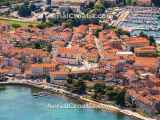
[
  {"x1": 42, "y1": 14, "x2": 47, "y2": 23},
  {"x1": 94, "y1": 29, "x2": 102, "y2": 37},
  {"x1": 155, "y1": 102, "x2": 160, "y2": 114},
  {"x1": 67, "y1": 78, "x2": 73, "y2": 84},
  {"x1": 103, "y1": 24, "x2": 115, "y2": 30},
  {"x1": 12, "y1": 23, "x2": 21, "y2": 29},
  {"x1": 18, "y1": 2, "x2": 31, "y2": 17},
  {"x1": 116, "y1": 89, "x2": 126, "y2": 107},
  {"x1": 74, "y1": 80, "x2": 86, "y2": 95},
  {"x1": 46, "y1": 75, "x2": 51, "y2": 83},
  {"x1": 81, "y1": 1, "x2": 94, "y2": 14},
  {"x1": 139, "y1": 32, "x2": 148, "y2": 38},
  {"x1": 30, "y1": 3, "x2": 37, "y2": 11},
  {"x1": 116, "y1": 28, "x2": 130, "y2": 37},
  {"x1": 37, "y1": 23, "x2": 48, "y2": 29},
  {"x1": 106, "y1": 86, "x2": 119, "y2": 101},
  {"x1": 125, "y1": 0, "x2": 136, "y2": 5},
  {"x1": 93, "y1": 83, "x2": 106, "y2": 99},
  {"x1": 47, "y1": 43, "x2": 52, "y2": 52},
  {"x1": 65, "y1": 19, "x2": 75, "y2": 28},
  {"x1": 149, "y1": 36, "x2": 156, "y2": 46},
  {"x1": 32, "y1": 40, "x2": 52, "y2": 52},
  {"x1": 81, "y1": 74, "x2": 92, "y2": 81},
  {"x1": 152, "y1": 0, "x2": 160, "y2": 7},
  {"x1": 94, "y1": 83, "x2": 106, "y2": 93},
  {"x1": 94, "y1": 0, "x2": 105, "y2": 14}
]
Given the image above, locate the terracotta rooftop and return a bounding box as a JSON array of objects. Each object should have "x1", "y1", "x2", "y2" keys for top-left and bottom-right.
[
  {"x1": 134, "y1": 57, "x2": 157, "y2": 68},
  {"x1": 124, "y1": 37, "x2": 149, "y2": 46}
]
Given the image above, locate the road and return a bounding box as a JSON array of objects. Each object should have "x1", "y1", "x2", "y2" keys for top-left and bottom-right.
[
  {"x1": 113, "y1": 10, "x2": 129, "y2": 26},
  {"x1": 94, "y1": 36, "x2": 104, "y2": 59}
]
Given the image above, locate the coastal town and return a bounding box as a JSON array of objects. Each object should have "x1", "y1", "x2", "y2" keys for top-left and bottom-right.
[{"x1": 0, "y1": 0, "x2": 160, "y2": 120}]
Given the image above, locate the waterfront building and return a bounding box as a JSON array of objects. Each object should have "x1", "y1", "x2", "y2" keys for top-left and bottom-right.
[
  {"x1": 0, "y1": 69, "x2": 8, "y2": 81},
  {"x1": 30, "y1": 63, "x2": 58, "y2": 76}
]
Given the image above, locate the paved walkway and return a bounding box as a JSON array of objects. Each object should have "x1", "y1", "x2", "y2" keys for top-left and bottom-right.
[
  {"x1": 80, "y1": 96, "x2": 156, "y2": 120},
  {"x1": 0, "y1": 80, "x2": 157, "y2": 120}
]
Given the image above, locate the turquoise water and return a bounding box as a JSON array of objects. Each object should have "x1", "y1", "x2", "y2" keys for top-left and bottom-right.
[{"x1": 0, "y1": 85, "x2": 136, "y2": 120}]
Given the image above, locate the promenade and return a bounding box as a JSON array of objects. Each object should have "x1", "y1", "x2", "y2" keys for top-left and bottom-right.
[
  {"x1": 80, "y1": 97, "x2": 156, "y2": 120},
  {"x1": 0, "y1": 80, "x2": 157, "y2": 120}
]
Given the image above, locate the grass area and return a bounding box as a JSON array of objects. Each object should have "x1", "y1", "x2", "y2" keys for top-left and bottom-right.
[
  {"x1": 0, "y1": 0, "x2": 24, "y2": 6},
  {"x1": 0, "y1": 17, "x2": 39, "y2": 28},
  {"x1": 156, "y1": 51, "x2": 160, "y2": 56},
  {"x1": 125, "y1": 0, "x2": 136, "y2": 5}
]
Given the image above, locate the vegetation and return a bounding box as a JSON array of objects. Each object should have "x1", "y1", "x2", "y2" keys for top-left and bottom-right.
[
  {"x1": 36, "y1": 22, "x2": 53, "y2": 29},
  {"x1": 91, "y1": 84, "x2": 126, "y2": 107},
  {"x1": 48, "y1": 16, "x2": 100, "y2": 28},
  {"x1": 46, "y1": 75, "x2": 51, "y2": 83},
  {"x1": 80, "y1": 74, "x2": 92, "y2": 81},
  {"x1": 42, "y1": 14, "x2": 47, "y2": 23},
  {"x1": 139, "y1": 33, "x2": 156, "y2": 46},
  {"x1": 0, "y1": 17, "x2": 38, "y2": 28},
  {"x1": 125, "y1": 0, "x2": 136, "y2": 5},
  {"x1": 81, "y1": 2, "x2": 94, "y2": 14},
  {"x1": 116, "y1": 89, "x2": 126, "y2": 107},
  {"x1": 139, "y1": 32, "x2": 148, "y2": 38},
  {"x1": 92, "y1": 83, "x2": 106, "y2": 100},
  {"x1": 105, "y1": 86, "x2": 119, "y2": 101},
  {"x1": 18, "y1": 2, "x2": 32, "y2": 17},
  {"x1": 152, "y1": 0, "x2": 160, "y2": 7},
  {"x1": 93, "y1": 0, "x2": 105, "y2": 14},
  {"x1": 103, "y1": 24, "x2": 115, "y2": 30},
  {"x1": 0, "y1": 0, "x2": 19, "y2": 6},
  {"x1": 149, "y1": 36, "x2": 156, "y2": 46},
  {"x1": 36, "y1": 17, "x2": 67, "y2": 29},
  {"x1": 73, "y1": 80, "x2": 86, "y2": 95},
  {"x1": 14, "y1": 40, "x2": 52, "y2": 53},
  {"x1": 11, "y1": 23, "x2": 21, "y2": 28},
  {"x1": 115, "y1": 28, "x2": 130, "y2": 37},
  {"x1": 155, "y1": 102, "x2": 160, "y2": 114},
  {"x1": 94, "y1": 29, "x2": 102, "y2": 37},
  {"x1": 157, "y1": 51, "x2": 160, "y2": 57},
  {"x1": 67, "y1": 78, "x2": 73, "y2": 84},
  {"x1": 32, "y1": 40, "x2": 52, "y2": 52}
]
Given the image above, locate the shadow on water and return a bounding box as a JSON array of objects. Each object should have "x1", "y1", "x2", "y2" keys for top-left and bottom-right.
[
  {"x1": 116, "y1": 112, "x2": 140, "y2": 120},
  {"x1": 0, "y1": 86, "x2": 6, "y2": 92},
  {"x1": 31, "y1": 87, "x2": 43, "y2": 94},
  {"x1": 116, "y1": 112, "x2": 126, "y2": 120}
]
